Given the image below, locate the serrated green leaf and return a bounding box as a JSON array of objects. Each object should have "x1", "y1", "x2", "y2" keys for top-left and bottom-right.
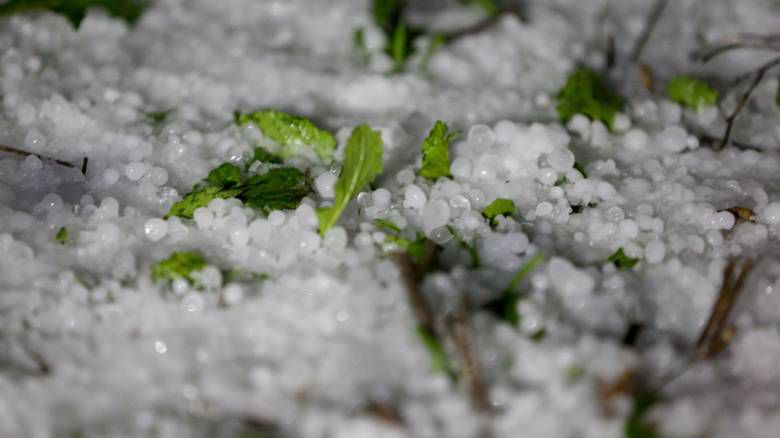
[
  {"x1": 235, "y1": 110, "x2": 336, "y2": 161},
  {"x1": 151, "y1": 251, "x2": 207, "y2": 284},
  {"x1": 239, "y1": 167, "x2": 310, "y2": 214},
  {"x1": 317, "y1": 124, "x2": 384, "y2": 235},
  {"x1": 556, "y1": 67, "x2": 623, "y2": 130},
  {"x1": 248, "y1": 147, "x2": 283, "y2": 166},
  {"x1": 608, "y1": 248, "x2": 639, "y2": 270},
  {"x1": 206, "y1": 163, "x2": 242, "y2": 188},
  {"x1": 420, "y1": 120, "x2": 456, "y2": 180},
  {"x1": 667, "y1": 75, "x2": 718, "y2": 110},
  {"x1": 166, "y1": 185, "x2": 242, "y2": 219},
  {"x1": 55, "y1": 226, "x2": 68, "y2": 244},
  {"x1": 0, "y1": 0, "x2": 148, "y2": 29}
]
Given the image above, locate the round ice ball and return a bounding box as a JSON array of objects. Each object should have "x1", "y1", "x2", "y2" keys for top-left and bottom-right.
[{"x1": 144, "y1": 218, "x2": 168, "y2": 242}]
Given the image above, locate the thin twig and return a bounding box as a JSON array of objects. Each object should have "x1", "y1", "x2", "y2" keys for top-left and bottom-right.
[
  {"x1": 630, "y1": 0, "x2": 670, "y2": 62},
  {"x1": 0, "y1": 143, "x2": 86, "y2": 174},
  {"x1": 447, "y1": 311, "x2": 490, "y2": 414},
  {"x1": 695, "y1": 259, "x2": 754, "y2": 360},
  {"x1": 719, "y1": 57, "x2": 780, "y2": 149}
]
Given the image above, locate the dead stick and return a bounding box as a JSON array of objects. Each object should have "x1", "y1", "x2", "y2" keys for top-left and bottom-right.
[
  {"x1": 630, "y1": 0, "x2": 670, "y2": 62},
  {"x1": 0, "y1": 143, "x2": 85, "y2": 173},
  {"x1": 719, "y1": 57, "x2": 780, "y2": 149}
]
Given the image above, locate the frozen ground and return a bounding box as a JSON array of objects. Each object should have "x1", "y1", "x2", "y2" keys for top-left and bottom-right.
[{"x1": 1, "y1": 0, "x2": 780, "y2": 437}]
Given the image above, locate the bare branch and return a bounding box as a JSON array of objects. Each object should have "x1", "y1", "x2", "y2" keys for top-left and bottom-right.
[{"x1": 630, "y1": 0, "x2": 670, "y2": 62}]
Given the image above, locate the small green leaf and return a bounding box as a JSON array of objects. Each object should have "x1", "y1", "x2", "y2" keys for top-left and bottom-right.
[
  {"x1": 235, "y1": 110, "x2": 336, "y2": 161},
  {"x1": 144, "y1": 109, "x2": 173, "y2": 125},
  {"x1": 482, "y1": 198, "x2": 516, "y2": 225},
  {"x1": 249, "y1": 147, "x2": 283, "y2": 166},
  {"x1": 415, "y1": 326, "x2": 452, "y2": 375},
  {"x1": 371, "y1": 0, "x2": 419, "y2": 72},
  {"x1": 573, "y1": 162, "x2": 588, "y2": 178},
  {"x1": 556, "y1": 67, "x2": 623, "y2": 130},
  {"x1": 461, "y1": 0, "x2": 499, "y2": 17},
  {"x1": 0, "y1": 0, "x2": 148, "y2": 29},
  {"x1": 374, "y1": 218, "x2": 401, "y2": 234},
  {"x1": 206, "y1": 163, "x2": 242, "y2": 188},
  {"x1": 152, "y1": 251, "x2": 207, "y2": 284},
  {"x1": 667, "y1": 75, "x2": 719, "y2": 110},
  {"x1": 239, "y1": 167, "x2": 310, "y2": 214},
  {"x1": 530, "y1": 328, "x2": 547, "y2": 342},
  {"x1": 166, "y1": 185, "x2": 242, "y2": 219},
  {"x1": 317, "y1": 124, "x2": 384, "y2": 235},
  {"x1": 420, "y1": 120, "x2": 456, "y2": 180},
  {"x1": 608, "y1": 248, "x2": 639, "y2": 270},
  {"x1": 624, "y1": 390, "x2": 661, "y2": 438},
  {"x1": 55, "y1": 226, "x2": 68, "y2": 244},
  {"x1": 484, "y1": 253, "x2": 545, "y2": 326}
]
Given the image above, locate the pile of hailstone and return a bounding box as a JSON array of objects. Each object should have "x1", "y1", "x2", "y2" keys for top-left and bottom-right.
[{"x1": 1, "y1": 1, "x2": 780, "y2": 438}]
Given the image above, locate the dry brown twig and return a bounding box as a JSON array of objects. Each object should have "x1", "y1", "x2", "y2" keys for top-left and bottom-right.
[{"x1": 0, "y1": 143, "x2": 88, "y2": 175}]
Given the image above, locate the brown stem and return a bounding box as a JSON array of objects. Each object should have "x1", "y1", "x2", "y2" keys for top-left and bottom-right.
[
  {"x1": 0, "y1": 144, "x2": 87, "y2": 175},
  {"x1": 630, "y1": 0, "x2": 670, "y2": 62},
  {"x1": 447, "y1": 311, "x2": 491, "y2": 415},
  {"x1": 719, "y1": 57, "x2": 780, "y2": 149}
]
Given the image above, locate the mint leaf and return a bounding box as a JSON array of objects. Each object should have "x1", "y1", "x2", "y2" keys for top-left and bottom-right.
[
  {"x1": 667, "y1": 75, "x2": 719, "y2": 110},
  {"x1": 152, "y1": 251, "x2": 207, "y2": 284},
  {"x1": 166, "y1": 185, "x2": 242, "y2": 219},
  {"x1": 240, "y1": 167, "x2": 310, "y2": 214},
  {"x1": 55, "y1": 226, "x2": 68, "y2": 244},
  {"x1": 484, "y1": 253, "x2": 544, "y2": 326},
  {"x1": 206, "y1": 163, "x2": 242, "y2": 188},
  {"x1": 235, "y1": 110, "x2": 336, "y2": 161},
  {"x1": 482, "y1": 198, "x2": 516, "y2": 225},
  {"x1": 317, "y1": 124, "x2": 384, "y2": 235},
  {"x1": 248, "y1": 147, "x2": 283, "y2": 166},
  {"x1": 0, "y1": 0, "x2": 148, "y2": 29},
  {"x1": 556, "y1": 67, "x2": 623, "y2": 130},
  {"x1": 608, "y1": 248, "x2": 639, "y2": 270},
  {"x1": 420, "y1": 120, "x2": 456, "y2": 180}
]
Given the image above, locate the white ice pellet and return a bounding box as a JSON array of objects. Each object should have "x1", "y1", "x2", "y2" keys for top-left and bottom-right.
[
  {"x1": 125, "y1": 161, "x2": 146, "y2": 181},
  {"x1": 208, "y1": 198, "x2": 228, "y2": 216},
  {"x1": 536, "y1": 202, "x2": 553, "y2": 216},
  {"x1": 17, "y1": 103, "x2": 36, "y2": 125},
  {"x1": 149, "y1": 167, "x2": 169, "y2": 186},
  {"x1": 193, "y1": 207, "x2": 213, "y2": 230},
  {"x1": 596, "y1": 181, "x2": 617, "y2": 200},
  {"x1": 230, "y1": 226, "x2": 250, "y2": 246},
  {"x1": 21, "y1": 155, "x2": 43, "y2": 171},
  {"x1": 537, "y1": 167, "x2": 558, "y2": 186},
  {"x1": 468, "y1": 124, "x2": 495, "y2": 148},
  {"x1": 645, "y1": 240, "x2": 666, "y2": 264},
  {"x1": 372, "y1": 188, "x2": 391, "y2": 207},
  {"x1": 450, "y1": 157, "x2": 472, "y2": 179},
  {"x1": 248, "y1": 218, "x2": 271, "y2": 243},
  {"x1": 96, "y1": 222, "x2": 120, "y2": 245},
  {"x1": 404, "y1": 185, "x2": 427, "y2": 209},
  {"x1": 613, "y1": 113, "x2": 631, "y2": 132},
  {"x1": 623, "y1": 129, "x2": 648, "y2": 151},
  {"x1": 222, "y1": 284, "x2": 244, "y2": 306},
  {"x1": 760, "y1": 202, "x2": 780, "y2": 225},
  {"x1": 396, "y1": 169, "x2": 415, "y2": 185},
  {"x1": 295, "y1": 203, "x2": 319, "y2": 229},
  {"x1": 440, "y1": 180, "x2": 461, "y2": 198},
  {"x1": 422, "y1": 200, "x2": 451, "y2": 234},
  {"x1": 268, "y1": 210, "x2": 285, "y2": 226},
  {"x1": 102, "y1": 168, "x2": 120, "y2": 185},
  {"x1": 315, "y1": 172, "x2": 337, "y2": 199},
  {"x1": 547, "y1": 147, "x2": 575, "y2": 172},
  {"x1": 568, "y1": 114, "x2": 591, "y2": 139},
  {"x1": 657, "y1": 125, "x2": 688, "y2": 152},
  {"x1": 144, "y1": 218, "x2": 168, "y2": 242},
  {"x1": 619, "y1": 219, "x2": 639, "y2": 239},
  {"x1": 324, "y1": 226, "x2": 348, "y2": 250},
  {"x1": 24, "y1": 129, "x2": 46, "y2": 149}
]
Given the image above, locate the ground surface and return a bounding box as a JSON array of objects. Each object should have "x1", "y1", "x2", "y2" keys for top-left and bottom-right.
[{"x1": 1, "y1": 0, "x2": 780, "y2": 437}]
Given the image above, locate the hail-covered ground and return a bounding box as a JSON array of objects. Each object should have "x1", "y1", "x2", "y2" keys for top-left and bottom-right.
[{"x1": 1, "y1": 0, "x2": 780, "y2": 437}]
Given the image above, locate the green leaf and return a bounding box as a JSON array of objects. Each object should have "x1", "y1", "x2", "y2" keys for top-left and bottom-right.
[
  {"x1": 144, "y1": 109, "x2": 173, "y2": 125},
  {"x1": 371, "y1": 0, "x2": 419, "y2": 72},
  {"x1": 317, "y1": 124, "x2": 384, "y2": 235},
  {"x1": 461, "y1": 0, "x2": 499, "y2": 17},
  {"x1": 415, "y1": 326, "x2": 452, "y2": 375},
  {"x1": 573, "y1": 162, "x2": 588, "y2": 178},
  {"x1": 152, "y1": 251, "x2": 207, "y2": 284},
  {"x1": 667, "y1": 75, "x2": 719, "y2": 110},
  {"x1": 235, "y1": 110, "x2": 336, "y2": 161},
  {"x1": 482, "y1": 198, "x2": 516, "y2": 226},
  {"x1": 420, "y1": 120, "x2": 456, "y2": 180},
  {"x1": 248, "y1": 147, "x2": 283, "y2": 166},
  {"x1": 374, "y1": 218, "x2": 401, "y2": 234},
  {"x1": 483, "y1": 253, "x2": 544, "y2": 326},
  {"x1": 608, "y1": 248, "x2": 639, "y2": 270},
  {"x1": 55, "y1": 226, "x2": 68, "y2": 244},
  {"x1": 239, "y1": 167, "x2": 310, "y2": 214},
  {"x1": 206, "y1": 163, "x2": 242, "y2": 188},
  {"x1": 556, "y1": 67, "x2": 623, "y2": 130},
  {"x1": 530, "y1": 328, "x2": 547, "y2": 342},
  {"x1": 0, "y1": 0, "x2": 148, "y2": 29},
  {"x1": 624, "y1": 390, "x2": 660, "y2": 438},
  {"x1": 166, "y1": 185, "x2": 242, "y2": 219}
]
